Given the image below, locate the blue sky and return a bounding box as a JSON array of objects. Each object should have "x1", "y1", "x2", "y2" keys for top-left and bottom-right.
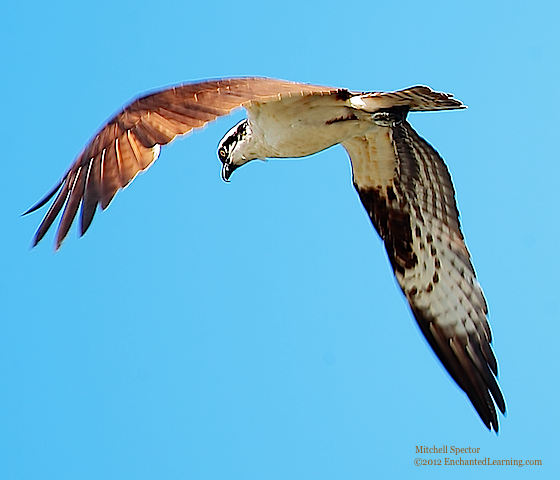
[{"x1": 1, "y1": 0, "x2": 558, "y2": 478}]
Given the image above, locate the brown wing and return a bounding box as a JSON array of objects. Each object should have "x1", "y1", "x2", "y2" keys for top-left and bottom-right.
[
  {"x1": 356, "y1": 85, "x2": 465, "y2": 112},
  {"x1": 25, "y1": 77, "x2": 340, "y2": 249},
  {"x1": 343, "y1": 112, "x2": 505, "y2": 431}
]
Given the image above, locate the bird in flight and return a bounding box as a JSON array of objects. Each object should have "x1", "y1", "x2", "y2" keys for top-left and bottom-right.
[{"x1": 25, "y1": 77, "x2": 505, "y2": 431}]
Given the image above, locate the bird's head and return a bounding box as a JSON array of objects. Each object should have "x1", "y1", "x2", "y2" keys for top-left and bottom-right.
[{"x1": 217, "y1": 120, "x2": 260, "y2": 182}]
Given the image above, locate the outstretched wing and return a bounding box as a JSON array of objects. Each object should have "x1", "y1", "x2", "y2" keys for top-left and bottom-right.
[
  {"x1": 25, "y1": 77, "x2": 340, "y2": 249},
  {"x1": 343, "y1": 112, "x2": 505, "y2": 431}
]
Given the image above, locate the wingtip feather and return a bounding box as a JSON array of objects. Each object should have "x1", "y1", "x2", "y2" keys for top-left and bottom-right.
[{"x1": 23, "y1": 179, "x2": 64, "y2": 217}]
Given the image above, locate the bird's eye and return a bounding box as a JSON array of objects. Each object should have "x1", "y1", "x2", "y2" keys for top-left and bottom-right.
[{"x1": 218, "y1": 147, "x2": 227, "y2": 160}]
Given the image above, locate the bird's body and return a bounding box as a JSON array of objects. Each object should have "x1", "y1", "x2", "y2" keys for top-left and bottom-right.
[
  {"x1": 242, "y1": 95, "x2": 369, "y2": 158},
  {"x1": 25, "y1": 77, "x2": 505, "y2": 431}
]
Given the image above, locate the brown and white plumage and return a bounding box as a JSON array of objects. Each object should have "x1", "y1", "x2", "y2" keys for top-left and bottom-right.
[
  {"x1": 25, "y1": 77, "x2": 505, "y2": 431},
  {"x1": 345, "y1": 118, "x2": 505, "y2": 430}
]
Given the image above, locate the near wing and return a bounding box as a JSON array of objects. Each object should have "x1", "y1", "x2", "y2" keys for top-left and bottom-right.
[
  {"x1": 25, "y1": 77, "x2": 340, "y2": 249},
  {"x1": 343, "y1": 110, "x2": 506, "y2": 431}
]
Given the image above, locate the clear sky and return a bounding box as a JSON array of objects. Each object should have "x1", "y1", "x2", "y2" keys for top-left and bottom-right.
[{"x1": 1, "y1": 0, "x2": 558, "y2": 478}]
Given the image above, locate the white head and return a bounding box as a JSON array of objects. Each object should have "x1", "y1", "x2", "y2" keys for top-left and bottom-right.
[{"x1": 217, "y1": 120, "x2": 261, "y2": 181}]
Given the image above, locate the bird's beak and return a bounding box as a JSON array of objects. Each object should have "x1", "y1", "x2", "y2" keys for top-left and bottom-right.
[{"x1": 221, "y1": 162, "x2": 238, "y2": 182}]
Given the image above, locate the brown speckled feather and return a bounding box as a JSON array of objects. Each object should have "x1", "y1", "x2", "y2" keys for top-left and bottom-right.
[{"x1": 344, "y1": 116, "x2": 505, "y2": 431}]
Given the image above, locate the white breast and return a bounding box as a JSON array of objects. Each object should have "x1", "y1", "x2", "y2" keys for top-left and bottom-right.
[{"x1": 246, "y1": 95, "x2": 374, "y2": 159}]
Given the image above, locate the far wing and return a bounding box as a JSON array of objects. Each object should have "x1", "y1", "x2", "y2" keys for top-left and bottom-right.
[
  {"x1": 353, "y1": 85, "x2": 465, "y2": 112},
  {"x1": 343, "y1": 113, "x2": 505, "y2": 431},
  {"x1": 25, "y1": 77, "x2": 340, "y2": 249}
]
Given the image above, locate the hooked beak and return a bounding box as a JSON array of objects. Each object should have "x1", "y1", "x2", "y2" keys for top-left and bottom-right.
[{"x1": 221, "y1": 162, "x2": 239, "y2": 182}]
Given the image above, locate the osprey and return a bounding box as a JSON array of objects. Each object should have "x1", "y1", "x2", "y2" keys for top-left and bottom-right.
[{"x1": 25, "y1": 77, "x2": 505, "y2": 431}]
